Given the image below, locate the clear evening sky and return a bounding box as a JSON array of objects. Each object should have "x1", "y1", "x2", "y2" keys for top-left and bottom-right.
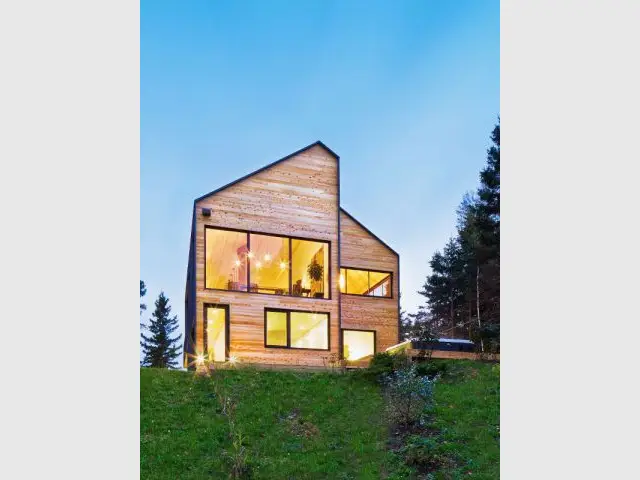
[{"x1": 141, "y1": 1, "x2": 499, "y2": 332}]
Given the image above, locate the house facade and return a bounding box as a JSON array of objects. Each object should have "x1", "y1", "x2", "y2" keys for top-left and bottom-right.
[{"x1": 183, "y1": 141, "x2": 399, "y2": 368}]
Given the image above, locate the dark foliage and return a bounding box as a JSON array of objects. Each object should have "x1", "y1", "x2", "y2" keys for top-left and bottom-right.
[
  {"x1": 140, "y1": 291, "x2": 182, "y2": 368},
  {"x1": 414, "y1": 360, "x2": 448, "y2": 379},
  {"x1": 140, "y1": 280, "x2": 147, "y2": 312},
  {"x1": 414, "y1": 120, "x2": 500, "y2": 351},
  {"x1": 365, "y1": 352, "x2": 396, "y2": 380}
]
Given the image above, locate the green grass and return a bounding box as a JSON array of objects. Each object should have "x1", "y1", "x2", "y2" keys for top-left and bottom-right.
[
  {"x1": 140, "y1": 361, "x2": 499, "y2": 479},
  {"x1": 141, "y1": 367, "x2": 402, "y2": 479},
  {"x1": 429, "y1": 360, "x2": 500, "y2": 479}
]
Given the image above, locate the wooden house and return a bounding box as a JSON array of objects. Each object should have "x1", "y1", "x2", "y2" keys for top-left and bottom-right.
[{"x1": 183, "y1": 141, "x2": 399, "y2": 368}]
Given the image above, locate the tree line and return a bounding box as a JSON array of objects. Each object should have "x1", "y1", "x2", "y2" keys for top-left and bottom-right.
[{"x1": 401, "y1": 119, "x2": 500, "y2": 353}]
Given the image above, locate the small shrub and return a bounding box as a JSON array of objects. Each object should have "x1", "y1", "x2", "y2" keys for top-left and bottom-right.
[
  {"x1": 325, "y1": 353, "x2": 347, "y2": 373},
  {"x1": 415, "y1": 360, "x2": 448, "y2": 379},
  {"x1": 365, "y1": 352, "x2": 395, "y2": 379},
  {"x1": 365, "y1": 351, "x2": 411, "y2": 381},
  {"x1": 223, "y1": 422, "x2": 252, "y2": 479},
  {"x1": 383, "y1": 364, "x2": 434, "y2": 426},
  {"x1": 391, "y1": 351, "x2": 411, "y2": 370}
]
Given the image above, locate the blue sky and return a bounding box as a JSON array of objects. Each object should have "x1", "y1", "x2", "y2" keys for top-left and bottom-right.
[{"x1": 141, "y1": 0, "x2": 499, "y2": 331}]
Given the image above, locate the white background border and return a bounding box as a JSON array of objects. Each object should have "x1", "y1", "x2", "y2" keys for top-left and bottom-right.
[{"x1": 1, "y1": 1, "x2": 139, "y2": 478}]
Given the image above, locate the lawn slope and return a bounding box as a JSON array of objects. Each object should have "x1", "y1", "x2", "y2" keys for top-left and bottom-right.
[
  {"x1": 140, "y1": 362, "x2": 499, "y2": 479},
  {"x1": 141, "y1": 368, "x2": 397, "y2": 479}
]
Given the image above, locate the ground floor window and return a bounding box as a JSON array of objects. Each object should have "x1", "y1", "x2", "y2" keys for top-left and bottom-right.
[
  {"x1": 342, "y1": 329, "x2": 376, "y2": 361},
  {"x1": 265, "y1": 308, "x2": 329, "y2": 350}
]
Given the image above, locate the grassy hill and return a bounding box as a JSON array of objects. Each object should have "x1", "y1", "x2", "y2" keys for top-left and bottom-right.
[{"x1": 140, "y1": 361, "x2": 499, "y2": 479}]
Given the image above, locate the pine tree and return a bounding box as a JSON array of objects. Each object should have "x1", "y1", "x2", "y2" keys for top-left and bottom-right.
[
  {"x1": 398, "y1": 293, "x2": 413, "y2": 341},
  {"x1": 140, "y1": 280, "x2": 147, "y2": 329},
  {"x1": 473, "y1": 121, "x2": 500, "y2": 350},
  {"x1": 140, "y1": 280, "x2": 147, "y2": 314},
  {"x1": 407, "y1": 306, "x2": 437, "y2": 342},
  {"x1": 140, "y1": 292, "x2": 182, "y2": 368},
  {"x1": 419, "y1": 238, "x2": 466, "y2": 338},
  {"x1": 414, "y1": 119, "x2": 500, "y2": 352},
  {"x1": 453, "y1": 121, "x2": 500, "y2": 351}
]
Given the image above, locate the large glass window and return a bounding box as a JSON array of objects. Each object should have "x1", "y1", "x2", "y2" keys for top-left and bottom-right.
[
  {"x1": 249, "y1": 233, "x2": 290, "y2": 295},
  {"x1": 205, "y1": 229, "x2": 248, "y2": 291},
  {"x1": 290, "y1": 312, "x2": 329, "y2": 349},
  {"x1": 342, "y1": 329, "x2": 375, "y2": 361},
  {"x1": 265, "y1": 309, "x2": 329, "y2": 350},
  {"x1": 339, "y1": 268, "x2": 392, "y2": 298},
  {"x1": 291, "y1": 239, "x2": 329, "y2": 299},
  {"x1": 205, "y1": 227, "x2": 330, "y2": 298}
]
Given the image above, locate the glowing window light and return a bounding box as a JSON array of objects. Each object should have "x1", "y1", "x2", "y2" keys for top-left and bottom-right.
[
  {"x1": 247, "y1": 251, "x2": 253, "y2": 259},
  {"x1": 234, "y1": 259, "x2": 241, "y2": 267},
  {"x1": 264, "y1": 253, "x2": 272, "y2": 262},
  {"x1": 279, "y1": 261, "x2": 287, "y2": 270},
  {"x1": 339, "y1": 273, "x2": 345, "y2": 291},
  {"x1": 196, "y1": 354, "x2": 205, "y2": 365},
  {"x1": 256, "y1": 261, "x2": 262, "y2": 269}
]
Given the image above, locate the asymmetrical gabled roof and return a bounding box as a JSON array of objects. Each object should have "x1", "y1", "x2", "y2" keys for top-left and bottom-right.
[
  {"x1": 340, "y1": 207, "x2": 399, "y2": 257},
  {"x1": 193, "y1": 140, "x2": 340, "y2": 204}
]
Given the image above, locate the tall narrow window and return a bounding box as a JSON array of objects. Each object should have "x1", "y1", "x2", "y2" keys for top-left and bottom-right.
[
  {"x1": 205, "y1": 306, "x2": 227, "y2": 362},
  {"x1": 339, "y1": 267, "x2": 392, "y2": 298},
  {"x1": 249, "y1": 233, "x2": 290, "y2": 295},
  {"x1": 291, "y1": 239, "x2": 329, "y2": 299},
  {"x1": 205, "y1": 228, "x2": 248, "y2": 291},
  {"x1": 265, "y1": 310, "x2": 287, "y2": 347},
  {"x1": 265, "y1": 309, "x2": 329, "y2": 350}
]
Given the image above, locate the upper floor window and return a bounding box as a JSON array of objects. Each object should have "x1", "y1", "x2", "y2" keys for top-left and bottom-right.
[
  {"x1": 205, "y1": 226, "x2": 330, "y2": 299},
  {"x1": 339, "y1": 267, "x2": 392, "y2": 298}
]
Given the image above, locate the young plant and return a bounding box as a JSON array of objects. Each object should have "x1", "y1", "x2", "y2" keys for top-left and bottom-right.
[{"x1": 383, "y1": 364, "x2": 434, "y2": 426}]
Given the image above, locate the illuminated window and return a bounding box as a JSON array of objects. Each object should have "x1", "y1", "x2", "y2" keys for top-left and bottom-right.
[
  {"x1": 342, "y1": 329, "x2": 375, "y2": 361},
  {"x1": 249, "y1": 233, "x2": 290, "y2": 295},
  {"x1": 205, "y1": 306, "x2": 228, "y2": 362},
  {"x1": 205, "y1": 227, "x2": 330, "y2": 298},
  {"x1": 265, "y1": 309, "x2": 329, "y2": 350},
  {"x1": 339, "y1": 268, "x2": 392, "y2": 297},
  {"x1": 265, "y1": 310, "x2": 287, "y2": 346},
  {"x1": 205, "y1": 228, "x2": 248, "y2": 291},
  {"x1": 292, "y1": 239, "x2": 329, "y2": 299}
]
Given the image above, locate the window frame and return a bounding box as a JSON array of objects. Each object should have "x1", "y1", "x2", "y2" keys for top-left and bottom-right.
[
  {"x1": 339, "y1": 266, "x2": 393, "y2": 299},
  {"x1": 264, "y1": 308, "x2": 331, "y2": 351},
  {"x1": 203, "y1": 303, "x2": 230, "y2": 362},
  {"x1": 204, "y1": 225, "x2": 332, "y2": 300},
  {"x1": 341, "y1": 328, "x2": 377, "y2": 360}
]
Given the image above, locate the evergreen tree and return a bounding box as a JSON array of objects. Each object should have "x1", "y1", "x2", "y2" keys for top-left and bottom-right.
[
  {"x1": 140, "y1": 280, "x2": 147, "y2": 329},
  {"x1": 140, "y1": 292, "x2": 182, "y2": 368},
  {"x1": 140, "y1": 280, "x2": 147, "y2": 314},
  {"x1": 475, "y1": 121, "x2": 500, "y2": 342},
  {"x1": 407, "y1": 306, "x2": 437, "y2": 343},
  {"x1": 417, "y1": 238, "x2": 466, "y2": 338},
  {"x1": 398, "y1": 293, "x2": 413, "y2": 341},
  {"x1": 414, "y1": 119, "x2": 500, "y2": 352}
]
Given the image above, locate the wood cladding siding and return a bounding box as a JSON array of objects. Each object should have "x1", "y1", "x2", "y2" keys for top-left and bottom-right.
[
  {"x1": 340, "y1": 210, "x2": 399, "y2": 352},
  {"x1": 194, "y1": 144, "x2": 340, "y2": 367}
]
